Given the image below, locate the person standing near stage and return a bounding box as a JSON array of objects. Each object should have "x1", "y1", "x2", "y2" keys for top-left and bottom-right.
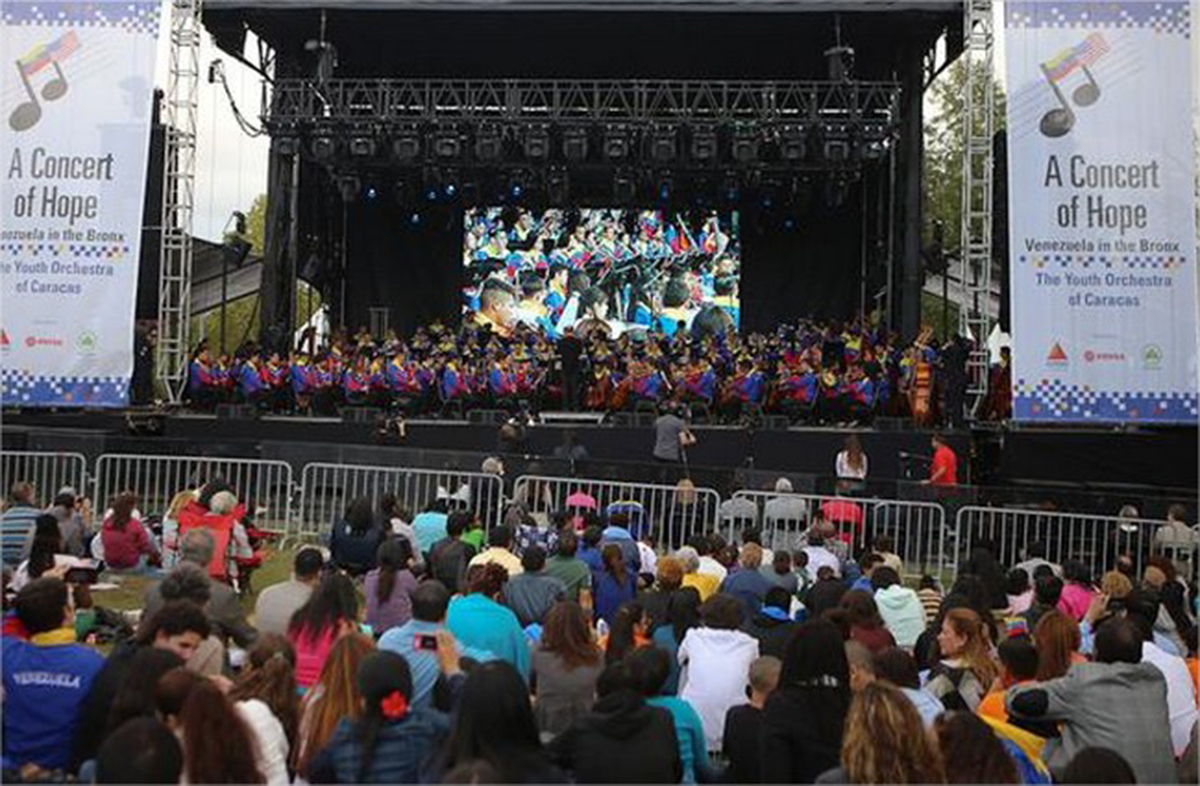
[
  {"x1": 925, "y1": 433, "x2": 958, "y2": 486},
  {"x1": 557, "y1": 327, "x2": 584, "y2": 412},
  {"x1": 653, "y1": 403, "x2": 696, "y2": 464}
]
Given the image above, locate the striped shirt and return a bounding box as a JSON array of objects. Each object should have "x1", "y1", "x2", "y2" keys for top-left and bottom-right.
[{"x1": 1, "y1": 506, "x2": 40, "y2": 567}]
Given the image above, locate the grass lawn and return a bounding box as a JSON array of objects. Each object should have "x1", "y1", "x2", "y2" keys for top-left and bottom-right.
[{"x1": 91, "y1": 548, "x2": 298, "y2": 619}]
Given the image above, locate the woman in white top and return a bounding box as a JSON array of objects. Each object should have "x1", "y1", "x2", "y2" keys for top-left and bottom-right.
[
  {"x1": 228, "y1": 634, "x2": 301, "y2": 786},
  {"x1": 678, "y1": 594, "x2": 760, "y2": 751},
  {"x1": 835, "y1": 434, "x2": 869, "y2": 480}
]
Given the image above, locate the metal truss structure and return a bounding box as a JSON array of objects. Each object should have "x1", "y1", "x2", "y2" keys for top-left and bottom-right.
[
  {"x1": 155, "y1": 0, "x2": 202, "y2": 403},
  {"x1": 958, "y1": 0, "x2": 996, "y2": 414},
  {"x1": 265, "y1": 77, "x2": 903, "y2": 172}
]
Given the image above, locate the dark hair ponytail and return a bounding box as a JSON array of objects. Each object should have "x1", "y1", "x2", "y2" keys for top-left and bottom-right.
[{"x1": 355, "y1": 651, "x2": 414, "y2": 782}]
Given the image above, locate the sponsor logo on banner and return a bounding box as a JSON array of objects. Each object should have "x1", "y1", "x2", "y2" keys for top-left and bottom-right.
[
  {"x1": 24, "y1": 336, "x2": 64, "y2": 349},
  {"x1": 8, "y1": 31, "x2": 81, "y2": 132},
  {"x1": 1084, "y1": 350, "x2": 1125, "y2": 363},
  {"x1": 1142, "y1": 345, "x2": 1163, "y2": 370},
  {"x1": 1046, "y1": 342, "x2": 1068, "y2": 367},
  {"x1": 76, "y1": 331, "x2": 97, "y2": 355}
]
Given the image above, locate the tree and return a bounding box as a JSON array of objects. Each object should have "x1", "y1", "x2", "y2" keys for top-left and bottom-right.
[
  {"x1": 245, "y1": 193, "x2": 267, "y2": 255},
  {"x1": 923, "y1": 57, "x2": 1008, "y2": 257}
]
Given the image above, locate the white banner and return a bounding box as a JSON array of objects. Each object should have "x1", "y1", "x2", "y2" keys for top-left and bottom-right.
[
  {"x1": 1005, "y1": 0, "x2": 1198, "y2": 423},
  {"x1": 0, "y1": 0, "x2": 160, "y2": 407}
]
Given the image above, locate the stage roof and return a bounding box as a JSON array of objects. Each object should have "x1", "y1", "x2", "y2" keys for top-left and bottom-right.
[{"x1": 205, "y1": 0, "x2": 959, "y2": 10}]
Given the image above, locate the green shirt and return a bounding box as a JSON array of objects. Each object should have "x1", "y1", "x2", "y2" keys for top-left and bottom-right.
[
  {"x1": 543, "y1": 555, "x2": 592, "y2": 602},
  {"x1": 461, "y1": 528, "x2": 485, "y2": 551}
]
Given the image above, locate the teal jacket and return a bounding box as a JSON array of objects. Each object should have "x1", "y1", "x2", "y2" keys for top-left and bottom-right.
[{"x1": 447, "y1": 593, "x2": 531, "y2": 682}]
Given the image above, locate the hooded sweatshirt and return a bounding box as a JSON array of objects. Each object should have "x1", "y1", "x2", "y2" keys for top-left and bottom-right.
[
  {"x1": 548, "y1": 689, "x2": 681, "y2": 783},
  {"x1": 874, "y1": 585, "x2": 926, "y2": 648}
]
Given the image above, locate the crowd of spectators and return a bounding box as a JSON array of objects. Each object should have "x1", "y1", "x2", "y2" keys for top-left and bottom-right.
[
  {"x1": 1, "y1": 470, "x2": 1196, "y2": 784},
  {"x1": 187, "y1": 313, "x2": 994, "y2": 427}
]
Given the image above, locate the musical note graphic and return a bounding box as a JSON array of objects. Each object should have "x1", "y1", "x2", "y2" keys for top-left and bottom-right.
[
  {"x1": 1037, "y1": 32, "x2": 1109, "y2": 139},
  {"x1": 8, "y1": 32, "x2": 80, "y2": 132}
]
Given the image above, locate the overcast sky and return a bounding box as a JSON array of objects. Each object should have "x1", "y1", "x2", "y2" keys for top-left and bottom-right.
[
  {"x1": 153, "y1": 11, "x2": 271, "y2": 242},
  {"x1": 163, "y1": 0, "x2": 1199, "y2": 244}
]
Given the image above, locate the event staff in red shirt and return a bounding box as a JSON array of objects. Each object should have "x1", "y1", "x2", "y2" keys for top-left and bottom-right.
[{"x1": 927, "y1": 433, "x2": 958, "y2": 485}]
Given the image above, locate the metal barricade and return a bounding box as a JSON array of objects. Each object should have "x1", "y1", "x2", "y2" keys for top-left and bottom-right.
[
  {"x1": 297, "y1": 463, "x2": 506, "y2": 540},
  {"x1": 731, "y1": 491, "x2": 947, "y2": 581},
  {"x1": 512, "y1": 475, "x2": 722, "y2": 552},
  {"x1": 956, "y1": 506, "x2": 1178, "y2": 580},
  {"x1": 730, "y1": 490, "x2": 870, "y2": 555},
  {"x1": 0, "y1": 450, "x2": 88, "y2": 504},
  {"x1": 93, "y1": 454, "x2": 294, "y2": 535}
]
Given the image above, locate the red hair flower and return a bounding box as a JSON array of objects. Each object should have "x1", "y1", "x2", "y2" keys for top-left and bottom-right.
[{"x1": 380, "y1": 690, "x2": 409, "y2": 720}]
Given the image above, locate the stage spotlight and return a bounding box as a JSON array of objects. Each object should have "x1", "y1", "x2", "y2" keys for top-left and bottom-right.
[
  {"x1": 547, "y1": 168, "x2": 569, "y2": 204},
  {"x1": 779, "y1": 125, "x2": 807, "y2": 162},
  {"x1": 508, "y1": 174, "x2": 525, "y2": 201},
  {"x1": 364, "y1": 182, "x2": 379, "y2": 200},
  {"x1": 824, "y1": 140, "x2": 851, "y2": 163},
  {"x1": 649, "y1": 126, "x2": 677, "y2": 164},
  {"x1": 392, "y1": 126, "x2": 421, "y2": 163},
  {"x1": 690, "y1": 126, "x2": 717, "y2": 162},
  {"x1": 337, "y1": 175, "x2": 361, "y2": 202},
  {"x1": 732, "y1": 128, "x2": 759, "y2": 164},
  {"x1": 422, "y1": 167, "x2": 442, "y2": 202},
  {"x1": 310, "y1": 136, "x2": 336, "y2": 162},
  {"x1": 277, "y1": 137, "x2": 300, "y2": 157},
  {"x1": 782, "y1": 215, "x2": 799, "y2": 232},
  {"x1": 441, "y1": 168, "x2": 460, "y2": 200},
  {"x1": 409, "y1": 211, "x2": 423, "y2": 227},
  {"x1": 523, "y1": 125, "x2": 550, "y2": 161},
  {"x1": 656, "y1": 172, "x2": 673, "y2": 203},
  {"x1": 603, "y1": 126, "x2": 630, "y2": 161},
  {"x1": 475, "y1": 123, "x2": 502, "y2": 162},
  {"x1": 613, "y1": 169, "x2": 636, "y2": 204},
  {"x1": 349, "y1": 136, "x2": 377, "y2": 157},
  {"x1": 562, "y1": 128, "x2": 589, "y2": 162},
  {"x1": 433, "y1": 126, "x2": 461, "y2": 159}
]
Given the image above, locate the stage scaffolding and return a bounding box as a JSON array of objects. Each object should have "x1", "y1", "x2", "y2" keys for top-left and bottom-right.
[
  {"x1": 959, "y1": 0, "x2": 996, "y2": 413},
  {"x1": 155, "y1": 0, "x2": 202, "y2": 403}
]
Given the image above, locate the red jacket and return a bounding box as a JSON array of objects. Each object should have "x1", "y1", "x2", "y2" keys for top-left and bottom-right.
[{"x1": 100, "y1": 517, "x2": 155, "y2": 569}]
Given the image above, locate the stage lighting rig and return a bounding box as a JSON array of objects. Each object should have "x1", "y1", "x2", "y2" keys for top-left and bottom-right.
[
  {"x1": 434, "y1": 125, "x2": 462, "y2": 160},
  {"x1": 649, "y1": 125, "x2": 678, "y2": 164},
  {"x1": 392, "y1": 125, "x2": 421, "y2": 163},
  {"x1": 523, "y1": 124, "x2": 551, "y2": 161},
  {"x1": 475, "y1": 123, "x2": 503, "y2": 162},
  {"x1": 732, "y1": 127, "x2": 759, "y2": 165},
  {"x1": 348, "y1": 135, "x2": 377, "y2": 158},
  {"x1": 779, "y1": 125, "x2": 808, "y2": 162},
  {"x1": 310, "y1": 135, "x2": 336, "y2": 162},
  {"x1": 562, "y1": 127, "x2": 589, "y2": 162},
  {"x1": 690, "y1": 126, "x2": 717, "y2": 162},
  {"x1": 603, "y1": 125, "x2": 630, "y2": 161}
]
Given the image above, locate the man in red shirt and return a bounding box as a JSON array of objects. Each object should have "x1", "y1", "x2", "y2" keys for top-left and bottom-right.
[{"x1": 927, "y1": 433, "x2": 958, "y2": 486}]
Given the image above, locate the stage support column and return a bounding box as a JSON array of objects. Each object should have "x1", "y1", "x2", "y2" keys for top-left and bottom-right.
[
  {"x1": 260, "y1": 138, "x2": 300, "y2": 354},
  {"x1": 898, "y1": 47, "x2": 924, "y2": 342}
]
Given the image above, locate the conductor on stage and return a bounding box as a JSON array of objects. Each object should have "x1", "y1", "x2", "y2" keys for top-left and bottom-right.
[
  {"x1": 559, "y1": 326, "x2": 583, "y2": 411},
  {"x1": 653, "y1": 401, "x2": 696, "y2": 464}
]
